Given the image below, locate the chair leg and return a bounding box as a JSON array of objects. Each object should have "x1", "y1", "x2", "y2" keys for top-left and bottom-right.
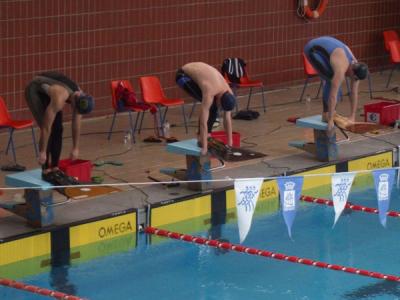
[
  {"x1": 161, "y1": 107, "x2": 168, "y2": 124},
  {"x1": 6, "y1": 128, "x2": 17, "y2": 164},
  {"x1": 246, "y1": 87, "x2": 253, "y2": 110},
  {"x1": 386, "y1": 66, "x2": 395, "y2": 88},
  {"x1": 299, "y1": 78, "x2": 310, "y2": 102},
  {"x1": 345, "y1": 77, "x2": 351, "y2": 98},
  {"x1": 107, "y1": 112, "x2": 117, "y2": 140},
  {"x1": 181, "y1": 105, "x2": 188, "y2": 133},
  {"x1": 260, "y1": 86, "x2": 266, "y2": 113},
  {"x1": 138, "y1": 111, "x2": 145, "y2": 134},
  {"x1": 189, "y1": 101, "x2": 197, "y2": 120},
  {"x1": 128, "y1": 111, "x2": 136, "y2": 144},
  {"x1": 315, "y1": 80, "x2": 323, "y2": 99},
  {"x1": 367, "y1": 73, "x2": 373, "y2": 99},
  {"x1": 31, "y1": 126, "x2": 38, "y2": 157}
]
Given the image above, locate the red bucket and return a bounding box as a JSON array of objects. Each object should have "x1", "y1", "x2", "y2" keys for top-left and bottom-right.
[
  {"x1": 210, "y1": 131, "x2": 241, "y2": 147},
  {"x1": 59, "y1": 159, "x2": 92, "y2": 182}
]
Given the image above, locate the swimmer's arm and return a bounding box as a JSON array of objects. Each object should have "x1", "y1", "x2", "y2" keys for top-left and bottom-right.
[
  {"x1": 349, "y1": 79, "x2": 360, "y2": 122},
  {"x1": 71, "y1": 98, "x2": 82, "y2": 160},
  {"x1": 327, "y1": 72, "x2": 343, "y2": 129},
  {"x1": 223, "y1": 111, "x2": 233, "y2": 147}
]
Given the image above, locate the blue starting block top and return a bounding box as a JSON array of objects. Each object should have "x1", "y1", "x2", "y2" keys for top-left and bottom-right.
[
  {"x1": 296, "y1": 115, "x2": 328, "y2": 131},
  {"x1": 166, "y1": 139, "x2": 201, "y2": 157},
  {"x1": 5, "y1": 168, "x2": 53, "y2": 189}
]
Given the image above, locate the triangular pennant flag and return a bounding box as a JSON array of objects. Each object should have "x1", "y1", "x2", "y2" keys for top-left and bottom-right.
[
  {"x1": 331, "y1": 172, "x2": 355, "y2": 226},
  {"x1": 372, "y1": 168, "x2": 396, "y2": 227},
  {"x1": 277, "y1": 176, "x2": 304, "y2": 238},
  {"x1": 234, "y1": 178, "x2": 263, "y2": 243}
]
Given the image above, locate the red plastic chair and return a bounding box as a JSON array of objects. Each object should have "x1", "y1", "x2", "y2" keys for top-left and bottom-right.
[
  {"x1": 299, "y1": 52, "x2": 323, "y2": 102},
  {"x1": 139, "y1": 76, "x2": 187, "y2": 133},
  {"x1": 0, "y1": 96, "x2": 37, "y2": 163},
  {"x1": 221, "y1": 58, "x2": 266, "y2": 112},
  {"x1": 383, "y1": 30, "x2": 399, "y2": 53},
  {"x1": 107, "y1": 80, "x2": 146, "y2": 143},
  {"x1": 386, "y1": 40, "x2": 400, "y2": 87}
]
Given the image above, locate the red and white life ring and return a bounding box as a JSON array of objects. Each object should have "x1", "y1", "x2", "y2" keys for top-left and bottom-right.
[{"x1": 303, "y1": 0, "x2": 328, "y2": 19}]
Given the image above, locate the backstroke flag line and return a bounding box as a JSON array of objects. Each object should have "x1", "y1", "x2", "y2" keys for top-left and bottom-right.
[
  {"x1": 332, "y1": 172, "x2": 355, "y2": 227},
  {"x1": 234, "y1": 178, "x2": 263, "y2": 243},
  {"x1": 372, "y1": 168, "x2": 396, "y2": 227},
  {"x1": 277, "y1": 176, "x2": 304, "y2": 238}
]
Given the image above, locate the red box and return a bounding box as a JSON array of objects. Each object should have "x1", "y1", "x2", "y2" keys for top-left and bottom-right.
[
  {"x1": 59, "y1": 159, "x2": 92, "y2": 182},
  {"x1": 364, "y1": 101, "x2": 400, "y2": 126},
  {"x1": 211, "y1": 131, "x2": 241, "y2": 147}
]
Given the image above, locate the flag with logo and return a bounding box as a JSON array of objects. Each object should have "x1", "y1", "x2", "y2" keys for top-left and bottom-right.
[
  {"x1": 277, "y1": 176, "x2": 304, "y2": 238},
  {"x1": 332, "y1": 172, "x2": 355, "y2": 226},
  {"x1": 372, "y1": 168, "x2": 396, "y2": 227},
  {"x1": 234, "y1": 178, "x2": 263, "y2": 243}
]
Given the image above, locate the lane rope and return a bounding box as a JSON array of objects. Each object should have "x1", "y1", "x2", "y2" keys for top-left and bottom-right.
[
  {"x1": 145, "y1": 226, "x2": 400, "y2": 282},
  {"x1": 0, "y1": 278, "x2": 84, "y2": 300},
  {"x1": 300, "y1": 195, "x2": 400, "y2": 217}
]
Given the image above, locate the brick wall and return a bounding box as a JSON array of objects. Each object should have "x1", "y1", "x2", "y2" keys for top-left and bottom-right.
[{"x1": 0, "y1": 0, "x2": 399, "y2": 119}]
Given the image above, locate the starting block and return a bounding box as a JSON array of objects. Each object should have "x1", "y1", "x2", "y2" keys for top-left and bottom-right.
[
  {"x1": 161, "y1": 139, "x2": 212, "y2": 191},
  {"x1": 4, "y1": 169, "x2": 54, "y2": 227},
  {"x1": 289, "y1": 115, "x2": 338, "y2": 161}
]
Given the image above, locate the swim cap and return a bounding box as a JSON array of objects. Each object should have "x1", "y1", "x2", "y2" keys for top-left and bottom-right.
[
  {"x1": 75, "y1": 93, "x2": 94, "y2": 114},
  {"x1": 352, "y1": 62, "x2": 368, "y2": 80},
  {"x1": 220, "y1": 92, "x2": 236, "y2": 111}
]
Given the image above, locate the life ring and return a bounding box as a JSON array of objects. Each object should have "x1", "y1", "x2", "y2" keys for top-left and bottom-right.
[{"x1": 303, "y1": 0, "x2": 328, "y2": 19}]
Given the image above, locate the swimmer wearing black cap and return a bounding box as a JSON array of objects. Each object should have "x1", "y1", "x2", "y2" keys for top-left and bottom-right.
[
  {"x1": 25, "y1": 71, "x2": 94, "y2": 184},
  {"x1": 176, "y1": 62, "x2": 236, "y2": 155},
  {"x1": 304, "y1": 36, "x2": 369, "y2": 132}
]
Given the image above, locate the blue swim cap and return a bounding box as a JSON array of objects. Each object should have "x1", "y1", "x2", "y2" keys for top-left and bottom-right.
[
  {"x1": 75, "y1": 93, "x2": 94, "y2": 114},
  {"x1": 220, "y1": 92, "x2": 236, "y2": 111}
]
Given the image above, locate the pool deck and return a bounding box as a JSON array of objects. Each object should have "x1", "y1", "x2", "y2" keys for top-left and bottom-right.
[{"x1": 0, "y1": 71, "x2": 400, "y2": 241}]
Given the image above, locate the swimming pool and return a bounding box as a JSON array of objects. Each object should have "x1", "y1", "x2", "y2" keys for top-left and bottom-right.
[{"x1": 2, "y1": 185, "x2": 400, "y2": 300}]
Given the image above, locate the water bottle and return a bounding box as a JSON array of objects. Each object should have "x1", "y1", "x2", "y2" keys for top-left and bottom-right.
[
  {"x1": 163, "y1": 121, "x2": 170, "y2": 138},
  {"x1": 123, "y1": 130, "x2": 132, "y2": 149},
  {"x1": 305, "y1": 94, "x2": 311, "y2": 112}
]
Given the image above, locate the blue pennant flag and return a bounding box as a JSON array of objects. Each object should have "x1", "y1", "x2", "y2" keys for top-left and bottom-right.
[
  {"x1": 277, "y1": 176, "x2": 304, "y2": 238},
  {"x1": 372, "y1": 168, "x2": 396, "y2": 227}
]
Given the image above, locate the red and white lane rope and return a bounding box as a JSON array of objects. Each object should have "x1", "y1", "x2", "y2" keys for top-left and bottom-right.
[
  {"x1": 0, "y1": 278, "x2": 84, "y2": 300},
  {"x1": 145, "y1": 226, "x2": 400, "y2": 282},
  {"x1": 300, "y1": 195, "x2": 400, "y2": 217}
]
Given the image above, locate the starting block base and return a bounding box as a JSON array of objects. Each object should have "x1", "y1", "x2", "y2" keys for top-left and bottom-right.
[
  {"x1": 289, "y1": 115, "x2": 338, "y2": 162},
  {"x1": 5, "y1": 169, "x2": 54, "y2": 227},
  {"x1": 163, "y1": 139, "x2": 212, "y2": 191}
]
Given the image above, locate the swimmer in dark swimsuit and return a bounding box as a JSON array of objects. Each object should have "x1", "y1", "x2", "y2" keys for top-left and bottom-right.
[
  {"x1": 176, "y1": 62, "x2": 236, "y2": 155},
  {"x1": 25, "y1": 71, "x2": 94, "y2": 185},
  {"x1": 304, "y1": 36, "x2": 368, "y2": 132}
]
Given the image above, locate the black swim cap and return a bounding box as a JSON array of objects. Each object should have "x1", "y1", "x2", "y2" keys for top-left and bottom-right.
[
  {"x1": 75, "y1": 93, "x2": 94, "y2": 114},
  {"x1": 220, "y1": 92, "x2": 236, "y2": 111},
  {"x1": 352, "y1": 62, "x2": 368, "y2": 80}
]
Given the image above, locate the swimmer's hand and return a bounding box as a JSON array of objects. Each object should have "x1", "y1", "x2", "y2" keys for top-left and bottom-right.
[
  {"x1": 201, "y1": 147, "x2": 208, "y2": 155},
  {"x1": 38, "y1": 151, "x2": 47, "y2": 165}
]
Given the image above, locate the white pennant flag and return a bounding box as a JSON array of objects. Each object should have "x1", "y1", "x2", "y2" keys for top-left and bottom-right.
[
  {"x1": 234, "y1": 178, "x2": 263, "y2": 243},
  {"x1": 331, "y1": 172, "x2": 355, "y2": 226}
]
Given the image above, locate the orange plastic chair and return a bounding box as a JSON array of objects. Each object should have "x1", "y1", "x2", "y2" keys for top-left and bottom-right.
[
  {"x1": 107, "y1": 80, "x2": 146, "y2": 143},
  {"x1": 221, "y1": 58, "x2": 266, "y2": 112},
  {"x1": 299, "y1": 53, "x2": 323, "y2": 102},
  {"x1": 139, "y1": 76, "x2": 187, "y2": 133},
  {"x1": 0, "y1": 96, "x2": 37, "y2": 163},
  {"x1": 386, "y1": 40, "x2": 400, "y2": 87}
]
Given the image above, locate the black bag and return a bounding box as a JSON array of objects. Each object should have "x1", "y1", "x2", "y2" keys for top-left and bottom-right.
[{"x1": 233, "y1": 110, "x2": 260, "y2": 120}]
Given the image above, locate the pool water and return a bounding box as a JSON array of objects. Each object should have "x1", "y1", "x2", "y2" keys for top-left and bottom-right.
[{"x1": 3, "y1": 185, "x2": 400, "y2": 300}]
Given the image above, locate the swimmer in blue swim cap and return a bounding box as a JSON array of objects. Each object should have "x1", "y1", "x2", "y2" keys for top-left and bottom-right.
[{"x1": 176, "y1": 62, "x2": 236, "y2": 155}]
